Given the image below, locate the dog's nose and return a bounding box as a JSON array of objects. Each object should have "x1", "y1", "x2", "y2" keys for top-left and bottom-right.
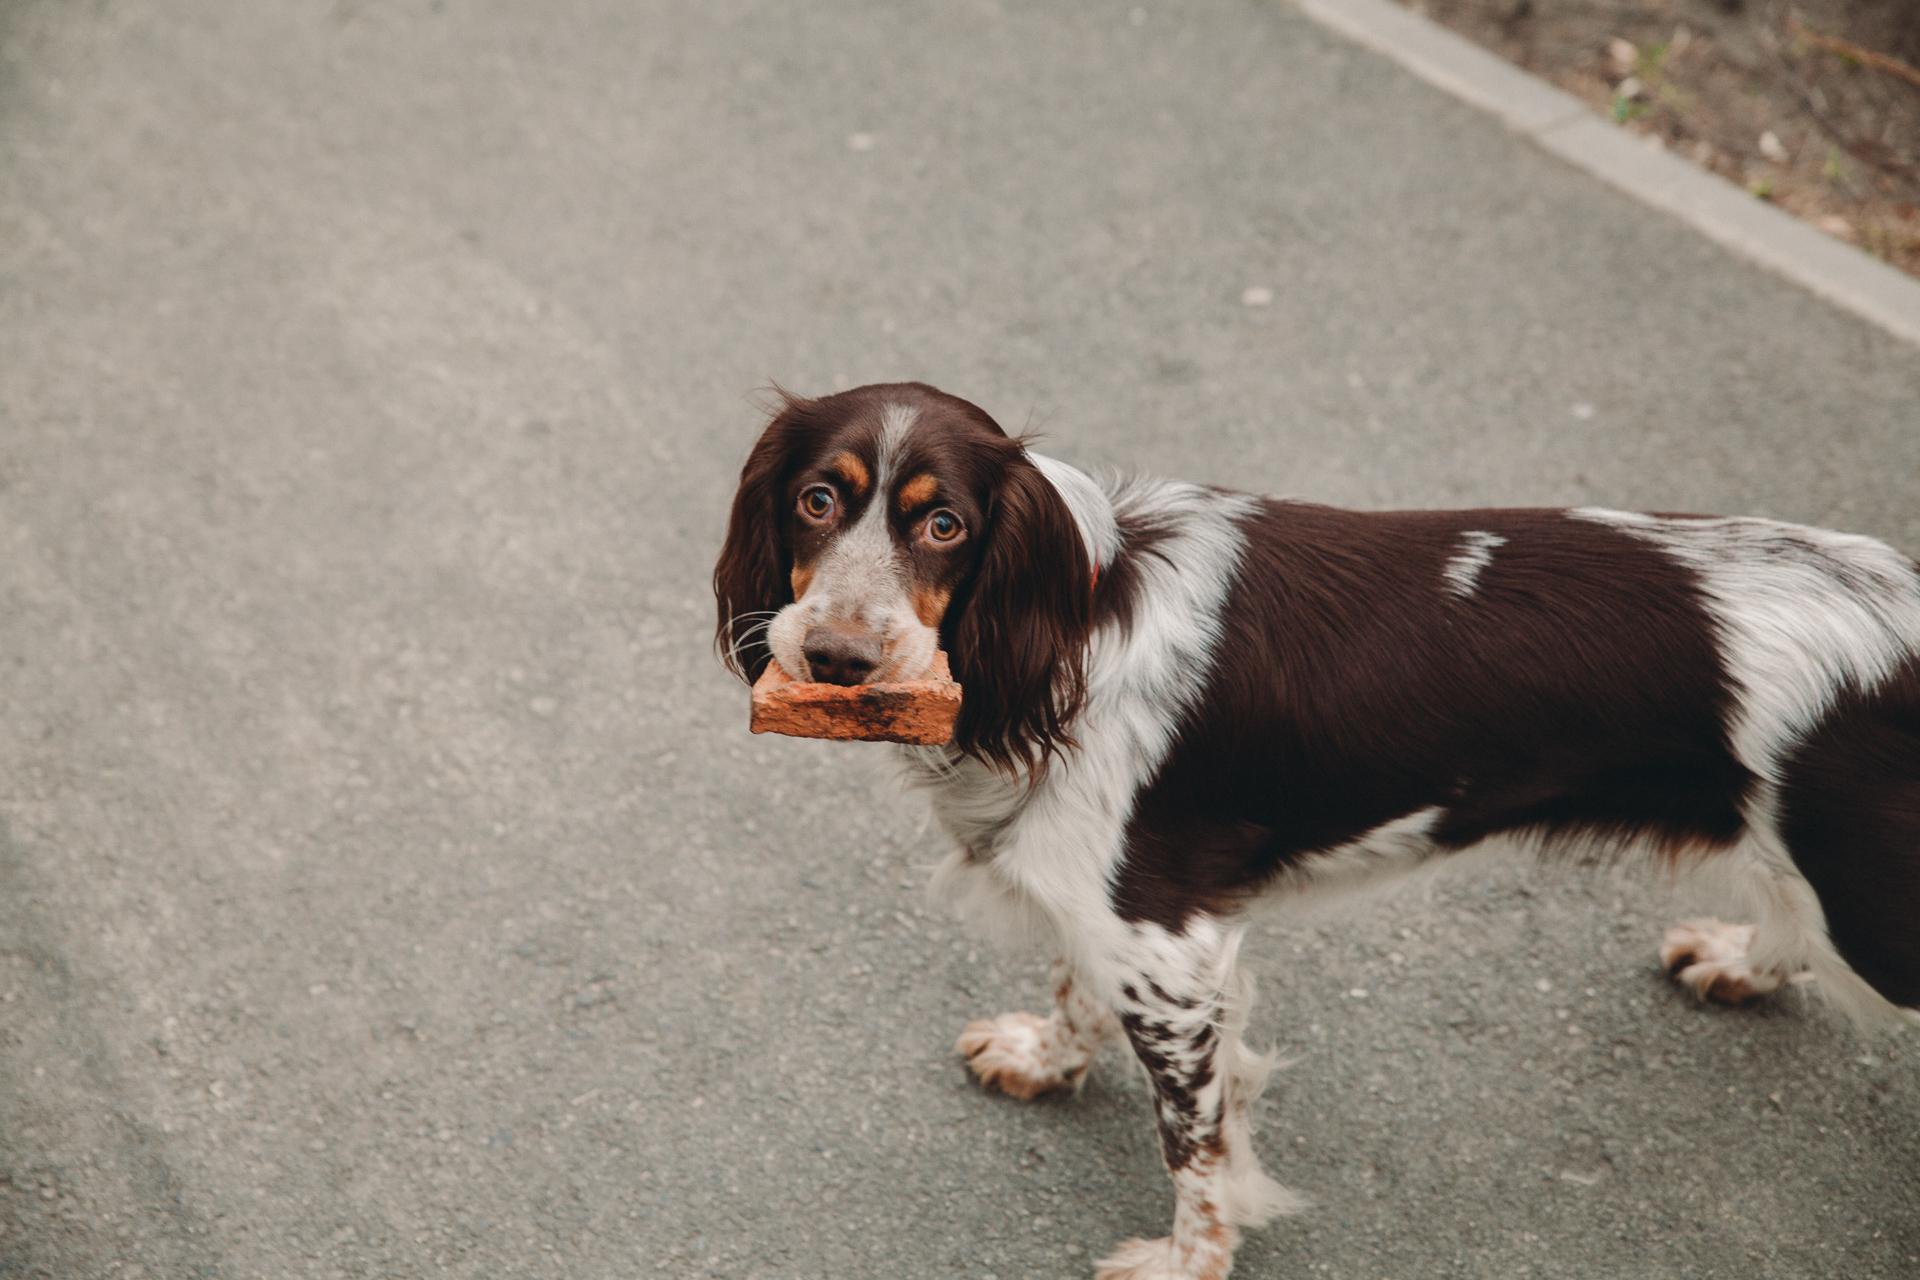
[{"x1": 802, "y1": 624, "x2": 883, "y2": 686}]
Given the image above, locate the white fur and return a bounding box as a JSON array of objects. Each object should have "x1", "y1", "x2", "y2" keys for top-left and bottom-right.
[
  {"x1": 1441, "y1": 530, "x2": 1505, "y2": 598},
  {"x1": 1212, "y1": 936, "x2": 1304, "y2": 1227},
  {"x1": 1569, "y1": 509, "x2": 1920, "y2": 783},
  {"x1": 1032, "y1": 452, "x2": 1123, "y2": 571},
  {"x1": 875, "y1": 400, "x2": 918, "y2": 488},
  {"x1": 1273, "y1": 806, "x2": 1445, "y2": 901}
]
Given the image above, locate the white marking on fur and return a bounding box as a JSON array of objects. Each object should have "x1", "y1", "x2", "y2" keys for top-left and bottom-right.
[
  {"x1": 1214, "y1": 940, "x2": 1304, "y2": 1228},
  {"x1": 1031, "y1": 453, "x2": 1123, "y2": 571},
  {"x1": 1274, "y1": 807, "x2": 1445, "y2": 901},
  {"x1": 1442, "y1": 530, "x2": 1506, "y2": 598},
  {"x1": 1569, "y1": 508, "x2": 1920, "y2": 783},
  {"x1": 875, "y1": 401, "x2": 917, "y2": 489}
]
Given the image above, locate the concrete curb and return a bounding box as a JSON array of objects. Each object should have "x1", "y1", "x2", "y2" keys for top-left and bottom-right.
[{"x1": 1297, "y1": 0, "x2": 1920, "y2": 351}]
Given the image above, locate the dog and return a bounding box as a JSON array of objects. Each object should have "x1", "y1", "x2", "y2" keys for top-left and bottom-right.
[{"x1": 712, "y1": 381, "x2": 1920, "y2": 1280}]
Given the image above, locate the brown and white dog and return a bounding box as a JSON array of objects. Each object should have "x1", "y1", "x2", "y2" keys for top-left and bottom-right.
[{"x1": 713, "y1": 382, "x2": 1920, "y2": 1280}]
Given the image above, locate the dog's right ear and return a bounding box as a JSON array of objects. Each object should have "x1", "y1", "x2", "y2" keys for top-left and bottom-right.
[{"x1": 713, "y1": 393, "x2": 814, "y2": 683}]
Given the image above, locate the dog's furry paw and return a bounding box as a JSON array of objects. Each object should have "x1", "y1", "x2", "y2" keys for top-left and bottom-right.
[
  {"x1": 1094, "y1": 1233, "x2": 1234, "y2": 1280},
  {"x1": 956, "y1": 1011, "x2": 1087, "y2": 1100},
  {"x1": 1661, "y1": 918, "x2": 1787, "y2": 1006}
]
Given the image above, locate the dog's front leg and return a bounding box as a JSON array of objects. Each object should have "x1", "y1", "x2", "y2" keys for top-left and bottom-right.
[
  {"x1": 958, "y1": 956, "x2": 1119, "y2": 1099},
  {"x1": 1095, "y1": 920, "x2": 1300, "y2": 1280}
]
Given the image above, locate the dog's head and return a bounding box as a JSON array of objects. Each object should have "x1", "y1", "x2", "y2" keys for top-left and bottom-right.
[{"x1": 713, "y1": 382, "x2": 1093, "y2": 771}]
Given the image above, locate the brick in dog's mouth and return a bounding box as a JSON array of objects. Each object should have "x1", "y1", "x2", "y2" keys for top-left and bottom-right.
[{"x1": 749, "y1": 651, "x2": 960, "y2": 744}]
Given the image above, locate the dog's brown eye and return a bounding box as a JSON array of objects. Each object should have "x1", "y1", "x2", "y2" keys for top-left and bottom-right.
[
  {"x1": 925, "y1": 509, "x2": 964, "y2": 544},
  {"x1": 799, "y1": 486, "x2": 836, "y2": 522}
]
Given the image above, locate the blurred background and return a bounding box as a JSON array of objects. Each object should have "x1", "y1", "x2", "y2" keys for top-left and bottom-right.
[{"x1": 1, "y1": 2, "x2": 1916, "y2": 1277}]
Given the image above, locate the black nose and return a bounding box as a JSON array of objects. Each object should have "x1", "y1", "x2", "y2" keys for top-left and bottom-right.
[{"x1": 802, "y1": 624, "x2": 883, "y2": 686}]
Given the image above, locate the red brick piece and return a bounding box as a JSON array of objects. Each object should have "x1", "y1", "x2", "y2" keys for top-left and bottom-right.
[{"x1": 750, "y1": 651, "x2": 961, "y2": 745}]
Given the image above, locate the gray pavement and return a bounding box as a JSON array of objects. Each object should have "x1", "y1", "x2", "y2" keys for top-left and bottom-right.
[{"x1": 1, "y1": 2, "x2": 1916, "y2": 1277}]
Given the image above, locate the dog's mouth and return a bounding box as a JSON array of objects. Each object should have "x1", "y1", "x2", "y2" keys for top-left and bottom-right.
[
  {"x1": 878, "y1": 630, "x2": 942, "y2": 684},
  {"x1": 862, "y1": 648, "x2": 938, "y2": 686},
  {"x1": 769, "y1": 602, "x2": 941, "y2": 687}
]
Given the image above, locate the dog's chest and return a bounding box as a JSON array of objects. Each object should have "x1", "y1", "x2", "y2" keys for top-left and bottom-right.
[{"x1": 899, "y1": 747, "x2": 1034, "y2": 860}]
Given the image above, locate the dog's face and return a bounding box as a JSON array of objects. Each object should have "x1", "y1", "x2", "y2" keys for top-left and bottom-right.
[
  {"x1": 764, "y1": 394, "x2": 994, "y2": 688},
  {"x1": 714, "y1": 382, "x2": 1093, "y2": 771}
]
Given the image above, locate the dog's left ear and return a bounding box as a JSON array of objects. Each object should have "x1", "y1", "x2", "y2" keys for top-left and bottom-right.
[{"x1": 947, "y1": 450, "x2": 1093, "y2": 776}]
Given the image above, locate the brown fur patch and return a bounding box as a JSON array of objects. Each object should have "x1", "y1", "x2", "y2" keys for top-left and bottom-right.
[
  {"x1": 1111, "y1": 503, "x2": 1752, "y2": 931},
  {"x1": 789, "y1": 565, "x2": 814, "y2": 599},
  {"x1": 912, "y1": 584, "x2": 952, "y2": 629},
  {"x1": 828, "y1": 451, "x2": 870, "y2": 496},
  {"x1": 1194, "y1": 1200, "x2": 1230, "y2": 1247},
  {"x1": 897, "y1": 473, "x2": 938, "y2": 511}
]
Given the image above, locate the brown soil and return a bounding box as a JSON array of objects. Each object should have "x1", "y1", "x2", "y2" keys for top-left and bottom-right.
[{"x1": 1401, "y1": 0, "x2": 1920, "y2": 278}]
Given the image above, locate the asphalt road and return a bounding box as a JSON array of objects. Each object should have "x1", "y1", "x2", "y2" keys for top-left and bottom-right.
[{"x1": 1, "y1": 2, "x2": 1916, "y2": 1277}]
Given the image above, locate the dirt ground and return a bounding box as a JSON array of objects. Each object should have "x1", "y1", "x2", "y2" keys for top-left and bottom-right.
[{"x1": 1402, "y1": 0, "x2": 1920, "y2": 278}]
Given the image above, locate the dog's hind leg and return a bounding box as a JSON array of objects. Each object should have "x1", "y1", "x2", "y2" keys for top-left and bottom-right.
[
  {"x1": 1772, "y1": 661, "x2": 1920, "y2": 1020},
  {"x1": 1660, "y1": 653, "x2": 1920, "y2": 1026},
  {"x1": 958, "y1": 956, "x2": 1119, "y2": 1100},
  {"x1": 1659, "y1": 811, "x2": 1912, "y2": 1026}
]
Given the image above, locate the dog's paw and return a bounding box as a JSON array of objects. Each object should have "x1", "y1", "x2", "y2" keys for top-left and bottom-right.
[
  {"x1": 1660, "y1": 918, "x2": 1787, "y2": 1006},
  {"x1": 956, "y1": 1011, "x2": 1085, "y2": 1100},
  {"x1": 1094, "y1": 1234, "x2": 1233, "y2": 1280}
]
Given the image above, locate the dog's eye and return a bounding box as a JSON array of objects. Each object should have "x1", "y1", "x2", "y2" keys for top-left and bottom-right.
[
  {"x1": 798, "y1": 486, "x2": 836, "y2": 522},
  {"x1": 925, "y1": 509, "x2": 965, "y2": 544}
]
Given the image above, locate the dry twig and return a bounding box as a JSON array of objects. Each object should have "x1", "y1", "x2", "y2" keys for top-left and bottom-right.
[{"x1": 1787, "y1": 16, "x2": 1920, "y2": 94}]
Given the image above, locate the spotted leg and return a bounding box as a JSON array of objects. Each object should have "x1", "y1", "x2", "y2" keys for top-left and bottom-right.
[
  {"x1": 958, "y1": 957, "x2": 1119, "y2": 1100},
  {"x1": 1095, "y1": 921, "x2": 1302, "y2": 1280}
]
